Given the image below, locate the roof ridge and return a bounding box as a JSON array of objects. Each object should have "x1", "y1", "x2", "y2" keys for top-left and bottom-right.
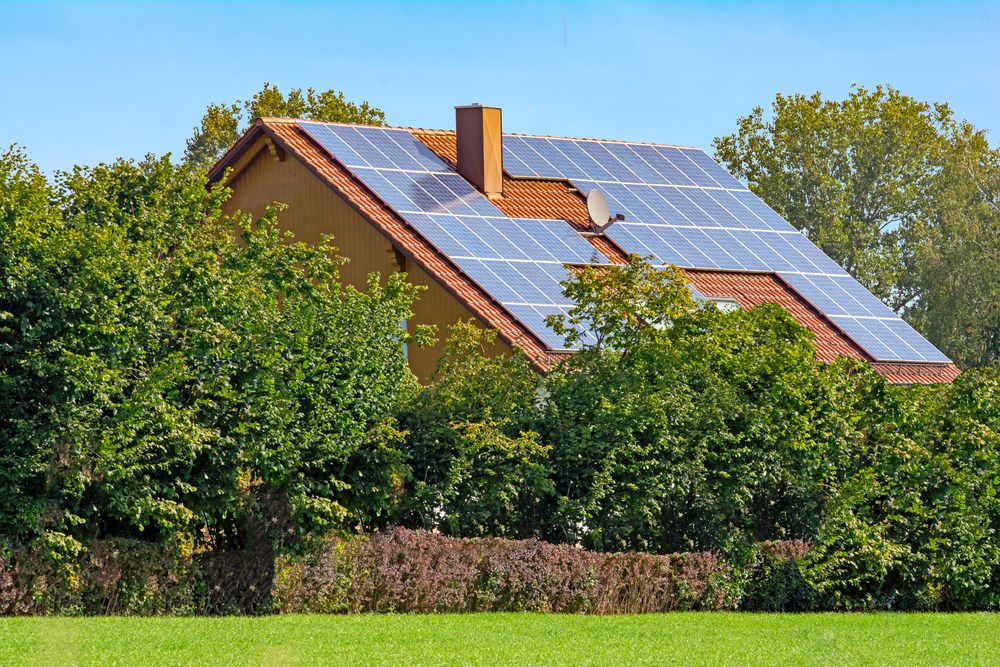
[{"x1": 266, "y1": 117, "x2": 701, "y2": 149}]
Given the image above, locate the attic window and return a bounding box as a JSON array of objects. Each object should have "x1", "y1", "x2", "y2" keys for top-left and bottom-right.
[{"x1": 707, "y1": 297, "x2": 740, "y2": 313}]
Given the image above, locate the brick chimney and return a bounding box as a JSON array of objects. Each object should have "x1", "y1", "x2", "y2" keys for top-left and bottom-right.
[{"x1": 455, "y1": 104, "x2": 503, "y2": 199}]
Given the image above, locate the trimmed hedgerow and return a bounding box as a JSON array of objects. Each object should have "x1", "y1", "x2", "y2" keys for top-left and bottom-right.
[
  {"x1": 273, "y1": 528, "x2": 750, "y2": 615},
  {"x1": 0, "y1": 538, "x2": 202, "y2": 616},
  {"x1": 0, "y1": 527, "x2": 828, "y2": 615}
]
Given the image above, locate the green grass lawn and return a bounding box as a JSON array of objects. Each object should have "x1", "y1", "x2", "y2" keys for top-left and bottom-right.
[{"x1": 1, "y1": 612, "x2": 997, "y2": 666}]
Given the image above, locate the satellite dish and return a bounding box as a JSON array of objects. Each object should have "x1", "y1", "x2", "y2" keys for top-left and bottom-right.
[
  {"x1": 587, "y1": 189, "x2": 620, "y2": 233},
  {"x1": 587, "y1": 189, "x2": 610, "y2": 230}
]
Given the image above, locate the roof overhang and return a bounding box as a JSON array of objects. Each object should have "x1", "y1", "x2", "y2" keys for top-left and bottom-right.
[{"x1": 207, "y1": 118, "x2": 295, "y2": 186}]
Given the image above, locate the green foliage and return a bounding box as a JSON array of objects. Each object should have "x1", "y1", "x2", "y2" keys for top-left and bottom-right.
[
  {"x1": 8, "y1": 129, "x2": 1000, "y2": 610},
  {"x1": 394, "y1": 257, "x2": 1000, "y2": 608},
  {"x1": 539, "y1": 259, "x2": 827, "y2": 553},
  {"x1": 184, "y1": 83, "x2": 386, "y2": 170},
  {"x1": 713, "y1": 85, "x2": 1000, "y2": 369},
  {"x1": 802, "y1": 368, "x2": 1000, "y2": 610},
  {"x1": 904, "y1": 122, "x2": 1000, "y2": 369},
  {"x1": 740, "y1": 542, "x2": 819, "y2": 612},
  {"x1": 0, "y1": 147, "x2": 432, "y2": 549},
  {"x1": 243, "y1": 83, "x2": 386, "y2": 127},
  {"x1": 545, "y1": 257, "x2": 695, "y2": 354},
  {"x1": 180, "y1": 103, "x2": 242, "y2": 173},
  {"x1": 396, "y1": 323, "x2": 550, "y2": 538}
]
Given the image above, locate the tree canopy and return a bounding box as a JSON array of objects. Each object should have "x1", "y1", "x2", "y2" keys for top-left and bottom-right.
[
  {"x1": 0, "y1": 146, "x2": 431, "y2": 552},
  {"x1": 183, "y1": 83, "x2": 386, "y2": 170},
  {"x1": 713, "y1": 85, "x2": 1000, "y2": 369}
]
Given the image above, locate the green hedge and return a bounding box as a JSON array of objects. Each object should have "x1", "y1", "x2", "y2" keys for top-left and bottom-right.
[{"x1": 2, "y1": 529, "x2": 823, "y2": 615}]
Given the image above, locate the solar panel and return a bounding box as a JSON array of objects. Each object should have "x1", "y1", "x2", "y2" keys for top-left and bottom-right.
[
  {"x1": 501, "y1": 134, "x2": 951, "y2": 365},
  {"x1": 297, "y1": 121, "x2": 610, "y2": 351},
  {"x1": 881, "y1": 317, "x2": 950, "y2": 363}
]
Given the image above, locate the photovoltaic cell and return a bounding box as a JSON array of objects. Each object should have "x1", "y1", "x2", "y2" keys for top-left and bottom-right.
[
  {"x1": 626, "y1": 225, "x2": 687, "y2": 266},
  {"x1": 459, "y1": 259, "x2": 522, "y2": 305},
  {"x1": 631, "y1": 144, "x2": 696, "y2": 186},
  {"x1": 536, "y1": 262, "x2": 576, "y2": 294},
  {"x1": 551, "y1": 140, "x2": 616, "y2": 181},
  {"x1": 500, "y1": 147, "x2": 533, "y2": 178},
  {"x1": 578, "y1": 141, "x2": 640, "y2": 183},
  {"x1": 503, "y1": 132, "x2": 950, "y2": 364},
  {"x1": 658, "y1": 147, "x2": 719, "y2": 188},
  {"x1": 630, "y1": 185, "x2": 688, "y2": 225},
  {"x1": 660, "y1": 187, "x2": 720, "y2": 227},
  {"x1": 881, "y1": 318, "x2": 950, "y2": 363},
  {"x1": 682, "y1": 149, "x2": 746, "y2": 190},
  {"x1": 504, "y1": 304, "x2": 567, "y2": 349},
  {"x1": 403, "y1": 213, "x2": 469, "y2": 258},
  {"x1": 503, "y1": 135, "x2": 560, "y2": 179},
  {"x1": 683, "y1": 189, "x2": 746, "y2": 228},
  {"x1": 830, "y1": 316, "x2": 898, "y2": 361},
  {"x1": 601, "y1": 183, "x2": 661, "y2": 224},
  {"x1": 603, "y1": 143, "x2": 667, "y2": 185},
  {"x1": 780, "y1": 273, "x2": 849, "y2": 317},
  {"x1": 531, "y1": 138, "x2": 590, "y2": 181},
  {"x1": 487, "y1": 219, "x2": 557, "y2": 262}
]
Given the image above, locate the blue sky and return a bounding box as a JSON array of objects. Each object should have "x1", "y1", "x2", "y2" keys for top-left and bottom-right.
[{"x1": 2, "y1": 1, "x2": 997, "y2": 175}]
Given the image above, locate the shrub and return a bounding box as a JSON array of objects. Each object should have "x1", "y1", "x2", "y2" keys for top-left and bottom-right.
[
  {"x1": 0, "y1": 147, "x2": 434, "y2": 549},
  {"x1": 740, "y1": 540, "x2": 819, "y2": 612},
  {"x1": 801, "y1": 368, "x2": 1000, "y2": 611},
  {"x1": 0, "y1": 538, "x2": 201, "y2": 616},
  {"x1": 272, "y1": 527, "x2": 736, "y2": 614},
  {"x1": 397, "y1": 323, "x2": 552, "y2": 539}
]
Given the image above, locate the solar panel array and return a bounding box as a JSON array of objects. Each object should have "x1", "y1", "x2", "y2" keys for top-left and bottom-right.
[
  {"x1": 293, "y1": 120, "x2": 948, "y2": 363},
  {"x1": 502, "y1": 135, "x2": 950, "y2": 364},
  {"x1": 297, "y1": 121, "x2": 602, "y2": 349}
]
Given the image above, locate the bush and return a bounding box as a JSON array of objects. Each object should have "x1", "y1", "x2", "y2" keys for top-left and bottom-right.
[
  {"x1": 800, "y1": 367, "x2": 1000, "y2": 611},
  {"x1": 741, "y1": 540, "x2": 819, "y2": 612},
  {"x1": 8, "y1": 140, "x2": 1000, "y2": 612},
  {"x1": 273, "y1": 527, "x2": 737, "y2": 614},
  {"x1": 0, "y1": 538, "x2": 201, "y2": 616},
  {"x1": 0, "y1": 147, "x2": 433, "y2": 549}
]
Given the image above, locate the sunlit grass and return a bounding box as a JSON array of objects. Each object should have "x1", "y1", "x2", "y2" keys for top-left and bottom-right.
[{"x1": 2, "y1": 612, "x2": 997, "y2": 666}]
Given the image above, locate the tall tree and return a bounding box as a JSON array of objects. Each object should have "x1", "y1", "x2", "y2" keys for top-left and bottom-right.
[
  {"x1": 905, "y1": 121, "x2": 1000, "y2": 369},
  {"x1": 0, "y1": 147, "x2": 431, "y2": 548},
  {"x1": 714, "y1": 85, "x2": 1000, "y2": 368},
  {"x1": 184, "y1": 83, "x2": 386, "y2": 170}
]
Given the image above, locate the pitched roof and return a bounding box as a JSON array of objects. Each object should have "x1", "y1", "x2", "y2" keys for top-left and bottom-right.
[{"x1": 209, "y1": 119, "x2": 960, "y2": 384}]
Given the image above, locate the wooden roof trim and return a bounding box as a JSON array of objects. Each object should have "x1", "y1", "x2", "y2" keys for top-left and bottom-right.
[{"x1": 207, "y1": 126, "x2": 265, "y2": 184}]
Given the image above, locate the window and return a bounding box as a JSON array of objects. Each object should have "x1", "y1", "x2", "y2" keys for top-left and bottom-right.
[{"x1": 707, "y1": 297, "x2": 740, "y2": 313}]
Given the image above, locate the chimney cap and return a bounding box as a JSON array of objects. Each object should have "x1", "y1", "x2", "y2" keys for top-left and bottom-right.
[{"x1": 455, "y1": 103, "x2": 501, "y2": 110}]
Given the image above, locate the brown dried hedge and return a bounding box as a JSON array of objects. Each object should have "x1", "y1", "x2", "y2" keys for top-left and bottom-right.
[{"x1": 273, "y1": 528, "x2": 737, "y2": 614}]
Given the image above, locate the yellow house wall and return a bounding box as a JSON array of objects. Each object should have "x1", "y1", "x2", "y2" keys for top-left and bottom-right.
[{"x1": 220, "y1": 145, "x2": 512, "y2": 382}]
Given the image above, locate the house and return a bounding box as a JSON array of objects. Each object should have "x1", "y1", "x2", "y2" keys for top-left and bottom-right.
[{"x1": 207, "y1": 106, "x2": 960, "y2": 385}]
